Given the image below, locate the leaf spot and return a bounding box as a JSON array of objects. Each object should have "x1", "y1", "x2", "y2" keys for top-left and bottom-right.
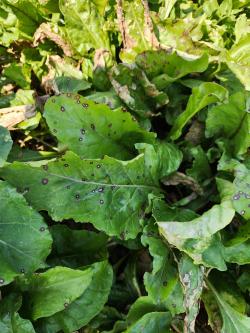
[
  {"x1": 40, "y1": 227, "x2": 46, "y2": 232},
  {"x1": 75, "y1": 194, "x2": 80, "y2": 200},
  {"x1": 0, "y1": 278, "x2": 4, "y2": 284},
  {"x1": 100, "y1": 199, "x2": 104, "y2": 204},
  {"x1": 91, "y1": 124, "x2": 95, "y2": 130},
  {"x1": 42, "y1": 178, "x2": 49, "y2": 185},
  {"x1": 61, "y1": 106, "x2": 65, "y2": 112}
]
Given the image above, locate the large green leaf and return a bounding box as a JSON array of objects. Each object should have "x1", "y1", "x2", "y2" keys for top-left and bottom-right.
[
  {"x1": 169, "y1": 82, "x2": 228, "y2": 140},
  {"x1": 23, "y1": 266, "x2": 94, "y2": 320},
  {"x1": 178, "y1": 255, "x2": 204, "y2": 333},
  {"x1": 141, "y1": 218, "x2": 184, "y2": 315},
  {"x1": 59, "y1": 0, "x2": 111, "y2": 56},
  {"x1": 44, "y1": 94, "x2": 155, "y2": 160},
  {"x1": 48, "y1": 225, "x2": 108, "y2": 268},
  {"x1": 136, "y1": 51, "x2": 208, "y2": 90},
  {"x1": 0, "y1": 181, "x2": 52, "y2": 286},
  {"x1": 206, "y1": 91, "x2": 250, "y2": 155},
  {"x1": 0, "y1": 125, "x2": 12, "y2": 167},
  {"x1": 37, "y1": 261, "x2": 113, "y2": 333},
  {"x1": 0, "y1": 294, "x2": 35, "y2": 333},
  {"x1": 207, "y1": 280, "x2": 250, "y2": 333},
  {"x1": 157, "y1": 180, "x2": 235, "y2": 270},
  {"x1": 125, "y1": 312, "x2": 172, "y2": 333},
  {"x1": 1, "y1": 143, "x2": 182, "y2": 239}
]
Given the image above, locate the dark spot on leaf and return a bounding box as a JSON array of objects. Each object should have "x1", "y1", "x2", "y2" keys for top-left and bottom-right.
[
  {"x1": 240, "y1": 210, "x2": 245, "y2": 215},
  {"x1": 108, "y1": 123, "x2": 112, "y2": 128},
  {"x1": 163, "y1": 281, "x2": 167, "y2": 287},
  {"x1": 42, "y1": 165, "x2": 48, "y2": 171},
  {"x1": 64, "y1": 303, "x2": 69, "y2": 308},
  {"x1": 24, "y1": 187, "x2": 29, "y2": 192},
  {"x1": 100, "y1": 199, "x2": 104, "y2": 204},
  {"x1": 20, "y1": 268, "x2": 25, "y2": 273},
  {"x1": 122, "y1": 119, "x2": 126, "y2": 122},
  {"x1": 61, "y1": 106, "x2": 65, "y2": 112},
  {"x1": 91, "y1": 124, "x2": 95, "y2": 130},
  {"x1": 75, "y1": 194, "x2": 80, "y2": 200},
  {"x1": 66, "y1": 185, "x2": 70, "y2": 189},
  {"x1": 98, "y1": 187, "x2": 104, "y2": 192},
  {"x1": 0, "y1": 278, "x2": 4, "y2": 284},
  {"x1": 79, "y1": 137, "x2": 83, "y2": 141},
  {"x1": 108, "y1": 133, "x2": 110, "y2": 137},
  {"x1": 137, "y1": 176, "x2": 140, "y2": 179},
  {"x1": 40, "y1": 227, "x2": 45, "y2": 232},
  {"x1": 114, "y1": 131, "x2": 116, "y2": 135},
  {"x1": 91, "y1": 173, "x2": 94, "y2": 177},
  {"x1": 42, "y1": 178, "x2": 49, "y2": 185},
  {"x1": 82, "y1": 103, "x2": 88, "y2": 108},
  {"x1": 82, "y1": 178, "x2": 86, "y2": 182},
  {"x1": 92, "y1": 189, "x2": 96, "y2": 193},
  {"x1": 97, "y1": 164, "x2": 101, "y2": 168},
  {"x1": 53, "y1": 129, "x2": 57, "y2": 133},
  {"x1": 64, "y1": 164, "x2": 69, "y2": 167},
  {"x1": 111, "y1": 185, "x2": 116, "y2": 190},
  {"x1": 80, "y1": 129, "x2": 85, "y2": 134},
  {"x1": 90, "y1": 161, "x2": 93, "y2": 165},
  {"x1": 122, "y1": 107, "x2": 127, "y2": 112}
]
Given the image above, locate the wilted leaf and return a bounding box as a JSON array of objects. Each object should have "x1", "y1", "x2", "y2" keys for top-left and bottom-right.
[{"x1": 178, "y1": 254, "x2": 204, "y2": 333}]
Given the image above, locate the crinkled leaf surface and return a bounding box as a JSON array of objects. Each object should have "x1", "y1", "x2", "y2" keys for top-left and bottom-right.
[
  {"x1": 44, "y1": 94, "x2": 155, "y2": 159},
  {"x1": 170, "y1": 82, "x2": 228, "y2": 140},
  {"x1": 37, "y1": 261, "x2": 113, "y2": 333},
  {"x1": 59, "y1": 0, "x2": 111, "y2": 56},
  {"x1": 1, "y1": 143, "x2": 182, "y2": 239},
  {"x1": 24, "y1": 266, "x2": 94, "y2": 320},
  {"x1": 178, "y1": 255, "x2": 204, "y2": 333},
  {"x1": 48, "y1": 225, "x2": 108, "y2": 268},
  {"x1": 0, "y1": 125, "x2": 12, "y2": 167},
  {"x1": 0, "y1": 181, "x2": 52, "y2": 286}
]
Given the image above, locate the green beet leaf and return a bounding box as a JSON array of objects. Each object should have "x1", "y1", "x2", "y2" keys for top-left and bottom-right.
[
  {"x1": 170, "y1": 82, "x2": 228, "y2": 140},
  {"x1": 124, "y1": 312, "x2": 172, "y2": 333},
  {"x1": 207, "y1": 280, "x2": 250, "y2": 333},
  {"x1": 206, "y1": 91, "x2": 250, "y2": 155},
  {"x1": 0, "y1": 125, "x2": 12, "y2": 167},
  {"x1": 1, "y1": 143, "x2": 181, "y2": 239},
  {"x1": 24, "y1": 266, "x2": 94, "y2": 320},
  {"x1": 36, "y1": 261, "x2": 113, "y2": 333},
  {"x1": 44, "y1": 94, "x2": 155, "y2": 160},
  {"x1": 0, "y1": 294, "x2": 36, "y2": 333},
  {"x1": 0, "y1": 181, "x2": 52, "y2": 286},
  {"x1": 48, "y1": 225, "x2": 108, "y2": 268},
  {"x1": 141, "y1": 219, "x2": 184, "y2": 315},
  {"x1": 156, "y1": 181, "x2": 235, "y2": 270},
  {"x1": 136, "y1": 51, "x2": 208, "y2": 90}
]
